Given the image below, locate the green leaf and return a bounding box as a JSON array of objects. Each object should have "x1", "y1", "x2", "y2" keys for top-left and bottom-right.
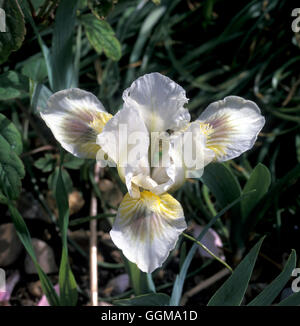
[
  {"x1": 48, "y1": 167, "x2": 73, "y2": 195},
  {"x1": 0, "y1": 113, "x2": 22, "y2": 154},
  {"x1": 123, "y1": 258, "x2": 155, "y2": 296},
  {"x1": 8, "y1": 204, "x2": 60, "y2": 306},
  {"x1": 248, "y1": 250, "x2": 296, "y2": 306},
  {"x1": 51, "y1": 0, "x2": 79, "y2": 91},
  {"x1": 114, "y1": 293, "x2": 170, "y2": 306},
  {"x1": 0, "y1": 113, "x2": 24, "y2": 199},
  {"x1": 201, "y1": 162, "x2": 242, "y2": 247},
  {"x1": 31, "y1": 0, "x2": 46, "y2": 11},
  {"x1": 296, "y1": 134, "x2": 300, "y2": 163},
  {"x1": 201, "y1": 163, "x2": 241, "y2": 210},
  {"x1": 21, "y1": 53, "x2": 47, "y2": 83},
  {"x1": 81, "y1": 14, "x2": 122, "y2": 61},
  {"x1": 19, "y1": 1, "x2": 54, "y2": 89},
  {"x1": 241, "y1": 163, "x2": 271, "y2": 220},
  {"x1": 246, "y1": 163, "x2": 300, "y2": 232},
  {"x1": 58, "y1": 247, "x2": 78, "y2": 306},
  {"x1": 0, "y1": 0, "x2": 26, "y2": 64},
  {"x1": 55, "y1": 168, "x2": 78, "y2": 306},
  {"x1": 207, "y1": 237, "x2": 265, "y2": 306},
  {"x1": 170, "y1": 193, "x2": 249, "y2": 306},
  {"x1": 125, "y1": 5, "x2": 166, "y2": 85},
  {"x1": 63, "y1": 153, "x2": 85, "y2": 170},
  {"x1": 0, "y1": 71, "x2": 29, "y2": 100},
  {"x1": 34, "y1": 153, "x2": 56, "y2": 172},
  {"x1": 0, "y1": 190, "x2": 8, "y2": 204},
  {"x1": 277, "y1": 291, "x2": 300, "y2": 306},
  {"x1": 30, "y1": 83, "x2": 52, "y2": 113}
]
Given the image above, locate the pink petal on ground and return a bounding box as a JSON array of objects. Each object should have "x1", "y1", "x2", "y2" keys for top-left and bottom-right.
[
  {"x1": 192, "y1": 224, "x2": 225, "y2": 261},
  {"x1": 0, "y1": 270, "x2": 20, "y2": 303},
  {"x1": 37, "y1": 284, "x2": 60, "y2": 306}
]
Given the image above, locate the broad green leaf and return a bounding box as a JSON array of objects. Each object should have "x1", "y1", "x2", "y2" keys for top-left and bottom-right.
[
  {"x1": 8, "y1": 204, "x2": 60, "y2": 306},
  {"x1": 201, "y1": 162, "x2": 242, "y2": 247},
  {"x1": 123, "y1": 258, "x2": 155, "y2": 296},
  {"x1": 0, "y1": 151, "x2": 24, "y2": 200},
  {"x1": 0, "y1": 71, "x2": 28, "y2": 100},
  {"x1": 0, "y1": 114, "x2": 24, "y2": 199},
  {"x1": 34, "y1": 153, "x2": 56, "y2": 172},
  {"x1": 81, "y1": 14, "x2": 121, "y2": 61},
  {"x1": 56, "y1": 168, "x2": 78, "y2": 306},
  {"x1": 63, "y1": 153, "x2": 85, "y2": 170},
  {"x1": 245, "y1": 163, "x2": 300, "y2": 232},
  {"x1": 201, "y1": 163, "x2": 241, "y2": 210},
  {"x1": 114, "y1": 293, "x2": 170, "y2": 306},
  {"x1": 248, "y1": 250, "x2": 296, "y2": 306},
  {"x1": 0, "y1": 113, "x2": 22, "y2": 154},
  {"x1": 21, "y1": 53, "x2": 47, "y2": 83},
  {"x1": 207, "y1": 237, "x2": 265, "y2": 306},
  {"x1": 241, "y1": 163, "x2": 271, "y2": 220},
  {"x1": 51, "y1": 0, "x2": 79, "y2": 91},
  {"x1": 0, "y1": 0, "x2": 26, "y2": 64}
]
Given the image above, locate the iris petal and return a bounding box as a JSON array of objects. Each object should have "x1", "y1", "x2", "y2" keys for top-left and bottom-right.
[
  {"x1": 110, "y1": 191, "x2": 187, "y2": 273},
  {"x1": 40, "y1": 88, "x2": 112, "y2": 158},
  {"x1": 122, "y1": 72, "x2": 190, "y2": 133},
  {"x1": 198, "y1": 96, "x2": 265, "y2": 161}
]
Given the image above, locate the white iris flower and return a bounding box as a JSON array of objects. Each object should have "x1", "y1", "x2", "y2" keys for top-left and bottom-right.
[{"x1": 40, "y1": 72, "x2": 265, "y2": 273}]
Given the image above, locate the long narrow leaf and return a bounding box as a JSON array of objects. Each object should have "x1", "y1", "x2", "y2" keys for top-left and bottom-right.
[
  {"x1": 207, "y1": 237, "x2": 265, "y2": 306},
  {"x1": 170, "y1": 192, "x2": 251, "y2": 306},
  {"x1": 277, "y1": 292, "x2": 300, "y2": 306},
  {"x1": 248, "y1": 250, "x2": 296, "y2": 306},
  {"x1": 55, "y1": 167, "x2": 78, "y2": 306},
  {"x1": 8, "y1": 204, "x2": 60, "y2": 306},
  {"x1": 51, "y1": 0, "x2": 79, "y2": 91},
  {"x1": 123, "y1": 258, "x2": 155, "y2": 296}
]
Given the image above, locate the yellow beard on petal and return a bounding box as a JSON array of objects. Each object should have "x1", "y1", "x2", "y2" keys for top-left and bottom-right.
[
  {"x1": 199, "y1": 115, "x2": 237, "y2": 160},
  {"x1": 140, "y1": 190, "x2": 161, "y2": 208},
  {"x1": 89, "y1": 112, "x2": 113, "y2": 134},
  {"x1": 117, "y1": 190, "x2": 184, "y2": 243},
  {"x1": 61, "y1": 111, "x2": 112, "y2": 158}
]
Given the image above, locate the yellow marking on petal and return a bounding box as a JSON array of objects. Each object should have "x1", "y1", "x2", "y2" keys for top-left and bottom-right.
[
  {"x1": 199, "y1": 115, "x2": 237, "y2": 160},
  {"x1": 117, "y1": 191, "x2": 184, "y2": 244},
  {"x1": 89, "y1": 112, "x2": 113, "y2": 134},
  {"x1": 199, "y1": 122, "x2": 214, "y2": 136},
  {"x1": 59, "y1": 109, "x2": 112, "y2": 158},
  {"x1": 140, "y1": 190, "x2": 161, "y2": 209}
]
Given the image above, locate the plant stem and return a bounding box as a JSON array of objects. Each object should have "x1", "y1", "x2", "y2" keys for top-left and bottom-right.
[
  {"x1": 89, "y1": 162, "x2": 100, "y2": 306},
  {"x1": 182, "y1": 232, "x2": 233, "y2": 273}
]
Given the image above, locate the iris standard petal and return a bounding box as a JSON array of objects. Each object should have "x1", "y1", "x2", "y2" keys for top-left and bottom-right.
[
  {"x1": 110, "y1": 191, "x2": 187, "y2": 273},
  {"x1": 40, "y1": 88, "x2": 112, "y2": 158},
  {"x1": 122, "y1": 72, "x2": 190, "y2": 133},
  {"x1": 197, "y1": 96, "x2": 265, "y2": 161},
  {"x1": 164, "y1": 123, "x2": 215, "y2": 181},
  {"x1": 97, "y1": 106, "x2": 150, "y2": 197}
]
